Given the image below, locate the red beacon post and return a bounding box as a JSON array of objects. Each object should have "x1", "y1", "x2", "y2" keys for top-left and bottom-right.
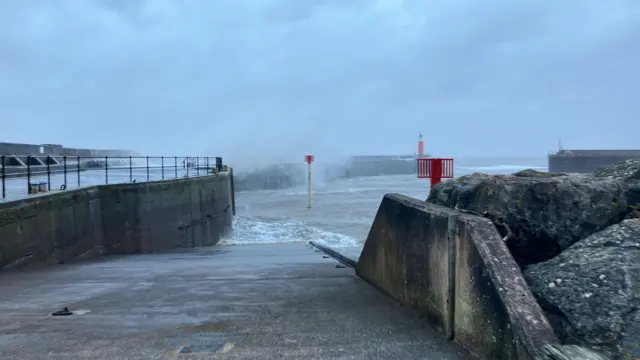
[
  {"x1": 304, "y1": 155, "x2": 314, "y2": 209},
  {"x1": 417, "y1": 158, "x2": 454, "y2": 187}
]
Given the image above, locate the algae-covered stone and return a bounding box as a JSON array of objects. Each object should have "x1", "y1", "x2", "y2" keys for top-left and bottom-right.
[{"x1": 525, "y1": 219, "x2": 640, "y2": 360}]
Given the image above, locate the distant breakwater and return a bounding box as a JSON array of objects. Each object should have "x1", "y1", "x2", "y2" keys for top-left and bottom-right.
[
  {"x1": 234, "y1": 155, "x2": 419, "y2": 191},
  {"x1": 548, "y1": 149, "x2": 640, "y2": 173},
  {"x1": 0, "y1": 141, "x2": 139, "y2": 158},
  {"x1": 0, "y1": 142, "x2": 141, "y2": 179}
]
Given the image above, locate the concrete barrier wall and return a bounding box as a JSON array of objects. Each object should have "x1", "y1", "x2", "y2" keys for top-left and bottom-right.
[
  {"x1": 356, "y1": 194, "x2": 559, "y2": 360},
  {"x1": 0, "y1": 142, "x2": 138, "y2": 157},
  {"x1": 0, "y1": 174, "x2": 233, "y2": 270},
  {"x1": 548, "y1": 154, "x2": 640, "y2": 173},
  {"x1": 0, "y1": 142, "x2": 64, "y2": 156}
]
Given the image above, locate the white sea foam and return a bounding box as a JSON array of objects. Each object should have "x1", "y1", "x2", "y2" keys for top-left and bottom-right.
[{"x1": 220, "y1": 215, "x2": 359, "y2": 248}]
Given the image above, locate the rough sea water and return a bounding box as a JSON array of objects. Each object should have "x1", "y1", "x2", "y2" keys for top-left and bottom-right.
[{"x1": 222, "y1": 157, "x2": 547, "y2": 248}]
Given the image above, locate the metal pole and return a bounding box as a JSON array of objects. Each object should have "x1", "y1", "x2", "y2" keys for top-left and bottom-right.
[
  {"x1": 1, "y1": 155, "x2": 5, "y2": 199},
  {"x1": 77, "y1": 156, "x2": 81, "y2": 187},
  {"x1": 186, "y1": 157, "x2": 189, "y2": 178},
  {"x1": 230, "y1": 167, "x2": 236, "y2": 215},
  {"x1": 308, "y1": 161, "x2": 312, "y2": 209},
  {"x1": 174, "y1": 156, "x2": 178, "y2": 179},
  {"x1": 105, "y1": 156, "x2": 108, "y2": 185},
  {"x1": 46, "y1": 156, "x2": 51, "y2": 191},
  {"x1": 129, "y1": 156, "x2": 133, "y2": 182},
  {"x1": 146, "y1": 156, "x2": 150, "y2": 181},
  {"x1": 27, "y1": 156, "x2": 31, "y2": 193},
  {"x1": 63, "y1": 156, "x2": 67, "y2": 189},
  {"x1": 161, "y1": 156, "x2": 164, "y2": 180},
  {"x1": 196, "y1": 157, "x2": 199, "y2": 177}
]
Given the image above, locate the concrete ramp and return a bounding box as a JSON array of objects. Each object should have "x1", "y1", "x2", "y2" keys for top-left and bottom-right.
[
  {"x1": 356, "y1": 194, "x2": 560, "y2": 360},
  {"x1": 0, "y1": 243, "x2": 472, "y2": 359}
]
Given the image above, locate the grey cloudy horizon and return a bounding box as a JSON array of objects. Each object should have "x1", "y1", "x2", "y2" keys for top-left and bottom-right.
[{"x1": 1, "y1": 0, "x2": 639, "y2": 167}]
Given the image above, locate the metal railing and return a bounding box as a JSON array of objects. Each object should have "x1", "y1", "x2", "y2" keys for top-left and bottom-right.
[{"x1": 1, "y1": 155, "x2": 224, "y2": 201}]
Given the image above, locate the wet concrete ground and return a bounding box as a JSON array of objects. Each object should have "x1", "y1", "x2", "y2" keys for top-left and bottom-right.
[{"x1": 0, "y1": 243, "x2": 472, "y2": 359}]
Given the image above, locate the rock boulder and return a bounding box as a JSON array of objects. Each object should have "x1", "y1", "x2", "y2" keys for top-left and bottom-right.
[
  {"x1": 594, "y1": 158, "x2": 640, "y2": 179},
  {"x1": 524, "y1": 219, "x2": 640, "y2": 360},
  {"x1": 427, "y1": 169, "x2": 631, "y2": 266},
  {"x1": 537, "y1": 344, "x2": 610, "y2": 360}
]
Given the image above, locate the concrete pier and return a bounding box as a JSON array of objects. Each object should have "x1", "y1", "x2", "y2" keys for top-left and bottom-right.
[
  {"x1": 548, "y1": 149, "x2": 640, "y2": 173},
  {"x1": 0, "y1": 243, "x2": 472, "y2": 360}
]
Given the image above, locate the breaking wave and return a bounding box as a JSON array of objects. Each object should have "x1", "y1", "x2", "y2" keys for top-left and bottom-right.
[{"x1": 220, "y1": 215, "x2": 359, "y2": 248}]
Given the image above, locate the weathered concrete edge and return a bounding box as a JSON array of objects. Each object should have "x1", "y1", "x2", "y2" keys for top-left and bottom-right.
[
  {"x1": 356, "y1": 193, "x2": 560, "y2": 360},
  {"x1": 0, "y1": 173, "x2": 230, "y2": 211},
  {"x1": 308, "y1": 241, "x2": 357, "y2": 268},
  {"x1": 459, "y1": 212, "x2": 560, "y2": 359}
]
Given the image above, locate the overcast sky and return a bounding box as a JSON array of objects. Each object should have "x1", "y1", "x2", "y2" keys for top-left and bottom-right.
[{"x1": 1, "y1": 0, "x2": 639, "y2": 166}]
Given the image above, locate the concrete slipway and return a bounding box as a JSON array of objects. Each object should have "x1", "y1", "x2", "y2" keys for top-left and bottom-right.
[{"x1": 0, "y1": 243, "x2": 472, "y2": 360}]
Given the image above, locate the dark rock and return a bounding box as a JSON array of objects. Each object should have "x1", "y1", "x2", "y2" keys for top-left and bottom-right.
[
  {"x1": 234, "y1": 164, "x2": 302, "y2": 191},
  {"x1": 83, "y1": 160, "x2": 106, "y2": 169},
  {"x1": 536, "y1": 344, "x2": 610, "y2": 360},
  {"x1": 625, "y1": 209, "x2": 640, "y2": 220},
  {"x1": 52, "y1": 307, "x2": 73, "y2": 316},
  {"x1": 428, "y1": 171, "x2": 630, "y2": 266},
  {"x1": 81, "y1": 159, "x2": 127, "y2": 170},
  {"x1": 625, "y1": 183, "x2": 640, "y2": 206},
  {"x1": 513, "y1": 169, "x2": 567, "y2": 178},
  {"x1": 524, "y1": 219, "x2": 640, "y2": 359},
  {"x1": 480, "y1": 211, "x2": 515, "y2": 242},
  {"x1": 594, "y1": 158, "x2": 640, "y2": 180}
]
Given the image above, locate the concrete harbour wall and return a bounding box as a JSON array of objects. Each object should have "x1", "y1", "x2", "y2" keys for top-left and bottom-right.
[
  {"x1": 0, "y1": 141, "x2": 138, "y2": 157},
  {"x1": 0, "y1": 174, "x2": 233, "y2": 270},
  {"x1": 356, "y1": 194, "x2": 559, "y2": 360},
  {"x1": 548, "y1": 149, "x2": 640, "y2": 173}
]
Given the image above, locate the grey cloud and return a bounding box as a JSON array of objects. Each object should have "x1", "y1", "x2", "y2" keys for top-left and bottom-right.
[{"x1": 1, "y1": 0, "x2": 639, "y2": 167}]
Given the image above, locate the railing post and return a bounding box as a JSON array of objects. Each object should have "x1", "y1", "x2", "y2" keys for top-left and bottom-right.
[
  {"x1": 161, "y1": 156, "x2": 164, "y2": 180},
  {"x1": 63, "y1": 156, "x2": 67, "y2": 189},
  {"x1": 196, "y1": 157, "x2": 200, "y2": 177},
  {"x1": 129, "y1": 156, "x2": 133, "y2": 183},
  {"x1": 230, "y1": 167, "x2": 236, "y2": 215},
  {"x1": 1, "y1": 155, "x2": 5, "y2": 199},
  {"x1": 27, "y1": 155, "x2": 31, "y2": 191},
  {"x1": 105, "y1": 156, "x2": 109, "y2": 185},
  {"x1": 77, "y1": 156, "x2": 81, "y2": 187},
  {"x1": 206, "y1": 157, "x2": 210, "y2": 173},
  {"x1": 174, "y1": 156, "x2": 178, "y2": 179},
  {"x1": 146, "y1": 156, "x2": 150, "y2": 181},
  {"x1": 46, "y1": 156, "x2": 51, "y2": 191},
  {"x1": 186, "y1": 157, "x2": 190, "y2": 178}
]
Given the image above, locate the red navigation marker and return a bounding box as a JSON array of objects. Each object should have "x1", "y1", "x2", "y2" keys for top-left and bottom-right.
[
  {"x1": 417, "y1": 158, "x2": 454, "y2": 187},
  {"x1": 304, "y1": 155, "x2": 315, "y2": 209}
]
